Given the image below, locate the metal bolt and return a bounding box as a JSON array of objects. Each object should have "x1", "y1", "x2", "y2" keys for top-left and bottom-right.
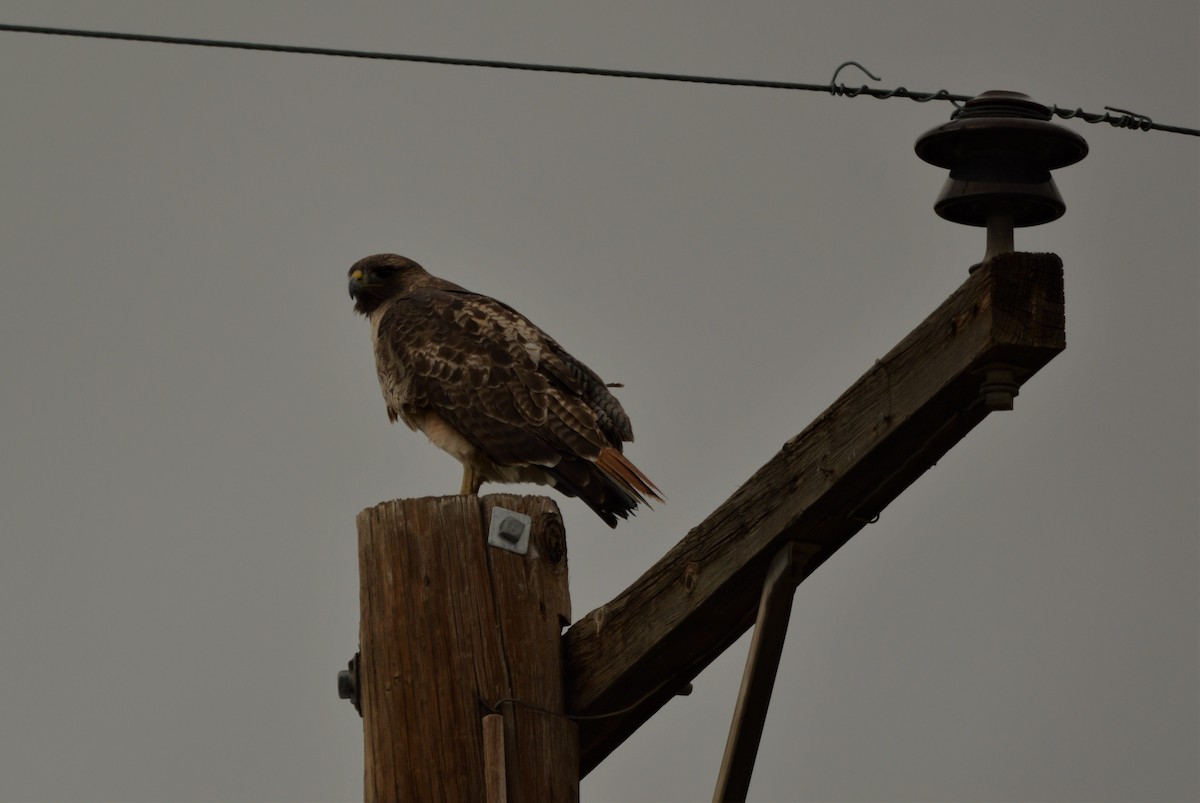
[
  {"x1": 338, "y1": 652, "x2": 362, "y2": 716},
  {"x1": 337, "y1": 669, "x2": 354, "y2": 699},
  {"x1": 498, "y1": 515, "x2": 525, "y2": 544},
  {"x1": 980, "y1": 367, "x2": 1019, "y2": 411}
]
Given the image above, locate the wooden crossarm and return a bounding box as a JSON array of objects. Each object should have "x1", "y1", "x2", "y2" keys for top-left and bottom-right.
[{"x1": 564, "y1": 252, "x2": 1066, "y2": 775}]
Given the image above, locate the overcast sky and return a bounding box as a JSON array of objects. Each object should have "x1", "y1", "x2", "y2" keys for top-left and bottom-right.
[{"x1": 1, "y1": 2, "x2": 1196, "y2": 802}]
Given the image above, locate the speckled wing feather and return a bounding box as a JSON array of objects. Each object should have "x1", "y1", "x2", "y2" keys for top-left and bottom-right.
[{"x1": 374, "y1": 286, "x2": 661, "y2": 525}]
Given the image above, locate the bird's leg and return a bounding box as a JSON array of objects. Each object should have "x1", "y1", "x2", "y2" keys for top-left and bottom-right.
[{"x1": 460, "y1": 466, "x2": 482, "y2": 496}]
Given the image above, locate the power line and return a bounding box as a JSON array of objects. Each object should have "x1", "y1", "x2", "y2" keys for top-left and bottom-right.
[
  {"x1": 0, "y1": 23, "x2": 963, "y2": 98},
  {"x1": 2, "y1": 22, "x2": 1197, "y2": 137}
]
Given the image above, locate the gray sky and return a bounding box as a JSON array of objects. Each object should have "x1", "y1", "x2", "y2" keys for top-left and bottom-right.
[{"x1": 1, "y1": 2, "x2": 1196, "y2": 802}]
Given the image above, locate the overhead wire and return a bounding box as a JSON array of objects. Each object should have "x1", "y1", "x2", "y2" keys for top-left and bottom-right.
[{"x1": 1, "y1": 22, "x2": 1196, "y2": 137}]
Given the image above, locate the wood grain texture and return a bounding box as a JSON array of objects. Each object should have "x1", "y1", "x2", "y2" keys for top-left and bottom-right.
[
  {"x1": 483, "y1": 714, "x2": 506, "y2": 803},
  {"x1": 358, "y1": 494, "x2": 577, "y2": 802},
  {"x1": 565, "y1": 253, "x2": 1066, "y2": 775}
]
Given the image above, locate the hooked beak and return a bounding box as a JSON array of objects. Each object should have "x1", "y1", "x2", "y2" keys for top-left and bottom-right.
[{"x1": 348, "y1": 268, "x2": 366, "y2": 298}]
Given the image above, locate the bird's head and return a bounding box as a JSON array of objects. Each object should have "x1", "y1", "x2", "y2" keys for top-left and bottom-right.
[{"x1": 348, "y1": 253, "x2": 427, "y2": 316}]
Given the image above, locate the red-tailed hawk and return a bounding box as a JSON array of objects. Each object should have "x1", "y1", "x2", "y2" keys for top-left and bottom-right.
[{"x1": 348, "y1": 253, "x2": 662, "y2": 527}]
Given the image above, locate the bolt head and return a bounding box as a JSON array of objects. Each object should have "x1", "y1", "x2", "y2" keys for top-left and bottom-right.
[
  {"x1": 498, "y1": 516, "x2": 526, "y2": 544},
  {"x1": 337, "y1": 669, "x2": 355, "y2": 699},
  {"x1": 979, "y1": 367, "x2": 1020, "y2": 411}
]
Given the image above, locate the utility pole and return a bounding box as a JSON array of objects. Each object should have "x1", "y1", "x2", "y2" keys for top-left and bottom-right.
[
  {"x1": 347, "y1": 494, "x2": 577, "y2": 802},
  {"x1": 339, "y1": 89, "x2": 1087, "y2": 801}
]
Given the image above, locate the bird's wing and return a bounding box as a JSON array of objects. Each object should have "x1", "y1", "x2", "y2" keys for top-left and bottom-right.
[
  {"x1": 376, "y1": 289, "x2": 616, "y2": 470},
  {"x1": 464, "y1": 294, "x2": 636, "y2": 445}
]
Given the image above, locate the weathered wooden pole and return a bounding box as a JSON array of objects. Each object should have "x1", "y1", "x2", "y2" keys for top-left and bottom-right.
[{"x1": 356, "y1": 493, "x2": 577, "y2": 802}]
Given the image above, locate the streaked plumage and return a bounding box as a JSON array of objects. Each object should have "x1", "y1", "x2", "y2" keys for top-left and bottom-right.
[{"x1": 348, "y1": 253, "x2": 661, "y2": 527}]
